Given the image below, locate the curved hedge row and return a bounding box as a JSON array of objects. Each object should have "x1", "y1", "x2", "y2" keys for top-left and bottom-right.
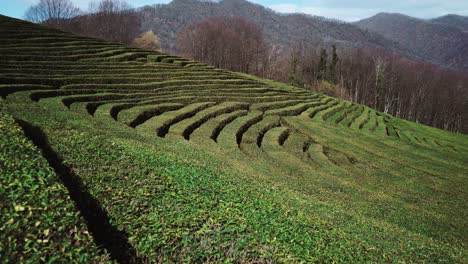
[
  {"x1": 0, "y1": 100, "x2": 107, "y2": 263},
  {"x1": 2, "y1": 14, "x2": 467, "y2": 263}
]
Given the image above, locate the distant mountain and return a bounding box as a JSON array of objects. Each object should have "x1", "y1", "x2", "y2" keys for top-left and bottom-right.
[
  {"x1": 355, "y1": 13, "x2": 468, "y2": 71},
  {"x1": 137, "y1": 0, "x2": 467, "y2": 71},
  {"x1": 139, "y1": 0, "x2": 400, "y2": 53},
  {"x1": 430, "y1": 14, "x2": 468, "y2": 32}
]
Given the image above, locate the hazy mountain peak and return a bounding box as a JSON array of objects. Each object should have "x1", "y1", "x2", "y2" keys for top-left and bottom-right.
[
  {"x1": 430, "y1": 14, "x2": 468, "y2": 31},
  {"x1": 355, "y1": 13, "x2": 468, "y2": 70},
  {"x1": 436, "y1": 14, "x2": 467, "y2": 19},
  {"x1": 365, "y1": 12, "x2": 423, "y2": 23}
]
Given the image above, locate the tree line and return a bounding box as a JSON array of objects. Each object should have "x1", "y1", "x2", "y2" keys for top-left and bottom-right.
[
  {"x1": 175, "y1": 16, "x2": 467, "y2": 133},
  {"x1": 24, "y1": 0, "x2": 159, "y2": 49}
]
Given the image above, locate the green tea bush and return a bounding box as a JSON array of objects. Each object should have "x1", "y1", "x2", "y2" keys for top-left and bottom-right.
[{"x1": 0, "y1": 100, "x2": 106, "y2": 263}]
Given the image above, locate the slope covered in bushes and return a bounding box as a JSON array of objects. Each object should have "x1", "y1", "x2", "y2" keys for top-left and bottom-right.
[
  {"x1": 0, "y1": 99, "x2": 108, "y2": 262},
  {"x1": 1, "y1": 15, "x2": 467, "y2": 263}
]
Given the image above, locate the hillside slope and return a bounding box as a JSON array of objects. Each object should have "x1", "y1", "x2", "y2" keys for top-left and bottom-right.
[
  {"x1": 430, "y1": 14, "x2": 468, "y2": 32},
  {"x1": 1, "y1": 15, "x2": 467, "y2": 263},
  {"x1": 355, "y1": 13, "x2": 468, "y2": 71},
  {"x1": 139, "y1": 0, "x2": 399, "y2": 53}
]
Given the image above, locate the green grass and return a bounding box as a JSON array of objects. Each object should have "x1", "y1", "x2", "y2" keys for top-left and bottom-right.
[{"x1": 1, "y1": 15, "x2": 467, "y2": 263}]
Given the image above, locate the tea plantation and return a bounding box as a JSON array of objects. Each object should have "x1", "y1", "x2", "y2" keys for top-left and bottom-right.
[{"x1": 0, "y1": 15, "x2": 467, "y2": 263}]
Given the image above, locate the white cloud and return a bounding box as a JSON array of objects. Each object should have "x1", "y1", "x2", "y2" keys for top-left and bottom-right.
[
  {"x1": 268, "y1": 3, "x2": 377, "y2": 22},
  {"x1": 268, "y1": 4, "x2": 298, "y2": 13},
  {"x1": 267, "y1": 0, "x2": 468, "y2": 21}
]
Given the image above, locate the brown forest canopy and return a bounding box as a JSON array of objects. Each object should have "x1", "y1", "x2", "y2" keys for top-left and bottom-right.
[{"x1": 177, "y1": 16, "x2": 267, "y2": 75}]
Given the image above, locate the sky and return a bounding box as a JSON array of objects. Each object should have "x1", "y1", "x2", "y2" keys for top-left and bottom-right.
[{"x1": 1, "y1": 0, "x2": 467, "y2": 22}]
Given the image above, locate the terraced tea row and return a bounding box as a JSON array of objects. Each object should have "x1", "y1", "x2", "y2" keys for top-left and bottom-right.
[
  {"x1": 1, "y1": 13, "x2": 461, "y2": 196},
  {"x1": 0, "y1": 21, "x2": 445, "y2": 154},
  {"x1": 1, "y1": 81, "x2": 446, "y2": 152},
  {"x1": 2, "y1": 15, "x2": 467, "y2": 263}
]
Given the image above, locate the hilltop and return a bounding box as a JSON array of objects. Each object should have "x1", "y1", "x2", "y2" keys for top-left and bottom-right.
[
  {"x1": 355, "y1": 12, "x2": 468, "y2": 70},
  {"x1": 1, "y1": 15, "x2": 467, "y2": 263},
  {"x1": 431, "y1": 14, "x2": 468, "y2": 32}
]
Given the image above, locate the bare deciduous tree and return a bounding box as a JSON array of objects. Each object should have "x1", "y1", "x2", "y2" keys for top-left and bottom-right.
[
  {"x1": 373, "y1": 56, "x2": 388, "y2": 110},
  {"x1": 25, "y1": 0, "x2": 140, "y2": 45},
  {"x1": 177, "y1": 16, "x2": 267, "y2": 75},
  {"x1": 87, "y1": 0, "x2": 139, "y2": 44},
  {"x1": 252, "y1": 44, "x2": 467, "y2": 133},
  {"x1": 24, "y1": 0, "x2": 81, "y2": 27}
]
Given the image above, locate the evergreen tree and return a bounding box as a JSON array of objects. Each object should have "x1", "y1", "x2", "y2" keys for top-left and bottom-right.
[
  {"x1": 296, "y1": 67, "x2": 304, "y2": 87},
  {"x1": 289, "y1": 53, "x2": 298, "y2": 85},
  {"x1": 328, "y1": 45, "x2": 338, "y2": 83},
  {"x1": 317, "y1": 48, "x2": 328, "y2": 81}
]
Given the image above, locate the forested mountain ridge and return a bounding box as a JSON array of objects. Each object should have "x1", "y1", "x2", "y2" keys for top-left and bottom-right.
[
  {"x1": 138, "y1": 0, "x2": 468, "y2": 71},
  {"x1": 138, "y1": 0, "x2": 402, "y2": 54},
  {"x1": 430, "y1": 14, "x2": 468, "y2": 32},
  {"x1": 355, "y1": 13, "x2": 468, "y2": 71}
]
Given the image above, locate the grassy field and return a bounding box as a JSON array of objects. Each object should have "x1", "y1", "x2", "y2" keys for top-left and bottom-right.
[{"x1": 0, "y1": 15, "x2": 467, "y2": 263}]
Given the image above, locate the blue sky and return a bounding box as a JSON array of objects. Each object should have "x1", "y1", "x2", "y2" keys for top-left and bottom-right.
[{"x1": 1, "y1": 0, "x2": 467, "y2": 22}]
